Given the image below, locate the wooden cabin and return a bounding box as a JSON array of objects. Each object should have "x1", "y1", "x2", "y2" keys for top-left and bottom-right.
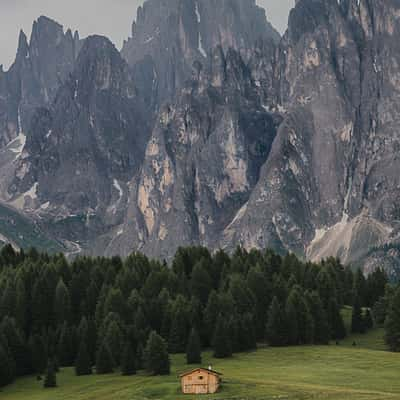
[{"x1": 180, "y1": 367, "x2": 222, "y2": 394}]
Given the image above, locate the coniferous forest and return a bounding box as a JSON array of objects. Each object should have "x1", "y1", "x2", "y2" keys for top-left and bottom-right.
[{"x1": 0, "y1": 244, "x2": 396, "y2": 389}]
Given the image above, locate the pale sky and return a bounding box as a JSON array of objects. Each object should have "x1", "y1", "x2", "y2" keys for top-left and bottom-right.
[{"x1": 0, "y1": 0, "x2": 294, "y2": 70}]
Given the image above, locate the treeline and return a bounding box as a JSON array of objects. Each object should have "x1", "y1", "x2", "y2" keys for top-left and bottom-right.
[{"x1": 0, "y1": 244, "x2": 389, "y2": 387}]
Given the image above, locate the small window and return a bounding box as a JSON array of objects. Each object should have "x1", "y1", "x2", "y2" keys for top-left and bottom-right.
[{"x1": 199, "y1": 376, "x2": 204, "y2": 380}]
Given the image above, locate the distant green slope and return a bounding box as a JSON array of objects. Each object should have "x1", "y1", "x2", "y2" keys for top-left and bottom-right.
[{"x1": 0, "y1": 204, "x2": 65, "y2": 253}]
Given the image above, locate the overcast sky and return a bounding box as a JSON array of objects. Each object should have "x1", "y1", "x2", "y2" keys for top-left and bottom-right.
[{"x1": 0, "y1": 0, "x2": 294, "y2": 70}]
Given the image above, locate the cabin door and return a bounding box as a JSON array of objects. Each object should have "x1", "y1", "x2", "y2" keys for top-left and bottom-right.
[{"x1": 195, "y1": 384, "x2": 207, "y2": 394}]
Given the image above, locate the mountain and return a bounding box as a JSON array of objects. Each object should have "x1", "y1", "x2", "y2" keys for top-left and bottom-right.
[
  {"x1": 222, "y1": 0, "x2": 400, "y2": 279},
  {"x1": 1, "y1": 0, "x2": 400, "y2": 278},
  {"x1": 0, "y1": 16, "x2": 82, "y2": 149},
  {"x1": 121, "y1": 0, "x2": 280, "y2": 106}
]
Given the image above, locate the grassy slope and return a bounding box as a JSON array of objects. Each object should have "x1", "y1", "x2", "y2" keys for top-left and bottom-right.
[
  {"x1": 0, "y1": 204, "x2": 64, "y2": 253},
  {"x1": 1, "y1": 329, "x2": 399, "y2": 400}
]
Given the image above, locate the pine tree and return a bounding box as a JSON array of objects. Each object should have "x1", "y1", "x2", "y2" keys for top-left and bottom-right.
[
  {"x1": 364, "y1": 309, "x2": 374, "y2": 331},
  {"x1": 190, "y1": 261, "x2": 213, "y2": 305},
  {"x1": 121, "y1": 341, "x2": 136, "y2": 376},
  {"x1": 104, "y1": 320, "x2": 123, "y2": 365},
  {"x1": 266, "y1": 297, "x2": 287, "y2": 346},
  {"x1": 29, "y1": 334, "x2": 47, "y2": 376},
  {"x1": 351, "y1": 294, "x2": 365, "y2": 334},
  {"x1": 0, "y1": 342, "x2": 15, "y2": 386},
  {"x1": 96, "y1": 342, "x2": 114, "y2": 374},
  {"x1": 213, "y1": 314, "x2": 232, "y2": 358},
  {"x1": 237, "y1": 313, "x2": 257, "y2": 351},
  {"x1": 285, "y1": 293, "x2": 299, "y2": 345},
  {"x1": 57, "y1": 322, "x2": 75, "y2": 366},
  {"x1": 328, "y1": 298, "x2": 346, "y2": 340},
  {"x1": 186, "y1": 328, "x2": 202, "y2": 364},
  {"x1": 54, "y1": 279, "x2": 71, "y2": 324},
  {"x1": 75, "y1": 339, "x2": 92, "y2": 376},
  {"x1": 306, "y1": 292, "x2": 330, "y2": 345},
  {"x1": 144, "y1": 331, "x2": 170, "y2": 375},
  {"x1": 168, "y1": 296, "x2": 189, "y2": 354},
  {"x1": 43, "y1": 359, "x2": 57, "y2": 388},
  {"x1": 384, "y1": 287, "x2": 400, "y2": 352}
]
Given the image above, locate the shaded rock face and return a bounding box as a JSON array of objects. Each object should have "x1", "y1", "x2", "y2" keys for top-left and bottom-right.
[
  {"x1": 106, "y1": 46, "x2": 281, "y2": 258},
  {"x1": 121, "y1": 0, "x2": 279, "y2": 106},
  {"x1": 0, "y1": 16, "x2": 82, "y2": 149},
  {"x1": 3, "y1": 0, "x2": 400, "y2": 277},
  {"x1": 225, "y1": 0, "x2": 400, "y2": 271},
  {"x1": 7, "y1": 36, "x2": 151, "y2": 248}
]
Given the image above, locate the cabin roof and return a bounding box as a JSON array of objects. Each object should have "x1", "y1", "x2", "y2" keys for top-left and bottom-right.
[{"x1": 179, "y1": 367, "x2": 223, "y2": 378}]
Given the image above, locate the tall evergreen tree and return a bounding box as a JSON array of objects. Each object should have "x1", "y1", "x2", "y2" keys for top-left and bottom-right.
[
  {"x1": 121, "y1": 341, "x2": 136, "y2": 376},
  {"x1": 328, "y1": 298, "x2": 346, "y2": 340},
  {"x1": 237, "y1": 313, "x2": 257, "y2": 351},
  {"x1": 351, "y1": 294, "x2": 365, "y2": 334},
  {"x1": 54, "y1": 279, "x2": 71, "y2": 324},
  {"x1": 96, "y1": 342, "x2": 114, "y2": 374},
  {"x1": 306, "y1": 291, "x2": 330, "y2": 345},
  {"x1": 168, "y1": 296, "x2": 189, "y2": 353},
  {"x1": 186, "y1": 328, "x2": 202, "y2": 364},
  {"x1": 213, "y1": 314, "x2": 232, "y2": 358},
  {"x1": 75, "y1": 339, "x2": 92, "y2": 376},
  {"x1": 43, "y1": 358, "x2": 57, "y2": 388},
  {"x1": 385, "y1": 287, "x2": 400, "y2": 352},
  {"x1": 104, "y1": 320, "x2": 123, "y2": 365},
  {"x1": 0, "y1": 342, "x2": 15, "y2": 386},
  {"x1": 190, "y1": 261, "x2": 213, "y2": 305},
  {"x1": 29, "y1": 334, "x2": 47, "y2": 376},
  {"x1": 266, "y1": 297, "x2": 287, "y2": 346},
  {"x1": 144, "y1": 331, "x2": 170, "y2": 375},
  {"x1": 364, "y1": 309, "x2": 374, "y2": 330}
]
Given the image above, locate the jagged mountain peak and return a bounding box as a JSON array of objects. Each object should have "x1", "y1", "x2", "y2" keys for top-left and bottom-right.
[
  {"x1": 3, "y1": 0, "x2": 400, "y2": 278},
  {"x1": 16, "y1": 30, "x2": 29, "y2": 60}
]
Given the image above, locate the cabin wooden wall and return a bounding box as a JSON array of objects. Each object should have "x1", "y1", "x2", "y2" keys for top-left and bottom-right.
[{"x1": 181, "y1": 370, "x2": 220, "y2": 394}]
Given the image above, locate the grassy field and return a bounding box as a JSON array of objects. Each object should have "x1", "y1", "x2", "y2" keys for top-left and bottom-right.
[{"x1": 1, "y1": 327, "x2": 400, "y2": 400}]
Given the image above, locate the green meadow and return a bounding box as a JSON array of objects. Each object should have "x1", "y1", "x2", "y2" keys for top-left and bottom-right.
[{"x1": 1, "y1": 326, "x2": 400, "y2": 400}]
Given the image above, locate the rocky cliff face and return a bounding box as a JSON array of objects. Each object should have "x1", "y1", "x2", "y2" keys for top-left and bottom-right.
[
  {"x1": 0, "y1": 16, "x2": 81, "y2": 149},
  {"x1": 121, "y1": 0, "x2": 279, "y2": 106},
  {"x1": 2, "y1": 0, "x2": 400, "y2": 277},
  {"x1": 223, "y1": 0, "x2": 400, "y2": 277},
  {"x1": 106, "y1": 45, "x2": 281, "y2": 258},
  {"x1": 5, "y1": 36, "x2": 151, "y2": 252}
]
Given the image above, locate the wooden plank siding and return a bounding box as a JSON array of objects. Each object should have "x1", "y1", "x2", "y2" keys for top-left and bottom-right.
[{"x1": 180, "y1": 368, "x2": 221, "y2": 394}]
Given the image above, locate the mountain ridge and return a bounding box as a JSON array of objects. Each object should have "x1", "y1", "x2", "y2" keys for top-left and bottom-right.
[{"x1": 1, "y1": 0, "x2": 400, "y2": 278}]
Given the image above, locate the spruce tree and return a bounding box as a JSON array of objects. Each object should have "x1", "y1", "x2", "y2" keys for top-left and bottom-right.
[
  {"x1": 43, "y1": 358, "x2": 57, "y2": 388},
  {"x1": 213, "y1": 314, "x2": 232, "y2": 358},
  {"x1": 351, "y1": 294, "x2": 365, "y2": 334},
  {"x1": 306, "y1": 292, "x2": 330, "y2": 345},
  {"x1": 186, "y1": 328, "x2": 202, "y2": 364},
  {"x1": 57, "y1": 322, "x2": 72, "y2": 366},
  {"x1": 364, "y1": 309, "x2": 374, "y2": 331},
  {"x1": 168, "y1": 308, "x2": 188, "y2": 354},
  {"x1": 54, "y1": 279, "x2": 71, "y2": 324},
  {"x1": 104, "y1": 320, "x2": 123, "y2": 365},
  {"x1": 96, "y1": 342, "x2": 114, "y2": 374},
  {"x1": 328, "y1": 298, "x2": 346, "y2": 340},
  {"x1": 121, "y1": 341, "x2": 136, "y2": 376},
  {"x1": 266, "y1": 297, "x2": 287, "y2": 346},
  {"x1": 238, "y1": 313, "x2": 257, "y2": 351},
  {"x1": 29, "y1": 334, "x2": 47, "y2": 376},
  {"x1": 385, "y1": 287, "x2": 400, "y2": 352},
  {"x1": 144, "y1": 331, "x2": 170, "y2": 375},
  {"x1": 75, "y1": 339, "x2": 92, "y2": 376},
  {"x1": 0, "y1": 342, "x2": 15, "y2": 386}
]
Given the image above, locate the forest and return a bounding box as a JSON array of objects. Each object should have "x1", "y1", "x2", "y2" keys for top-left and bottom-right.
[{"x1": 0, "y1": 244, "x2": 397, "y2": 389}]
